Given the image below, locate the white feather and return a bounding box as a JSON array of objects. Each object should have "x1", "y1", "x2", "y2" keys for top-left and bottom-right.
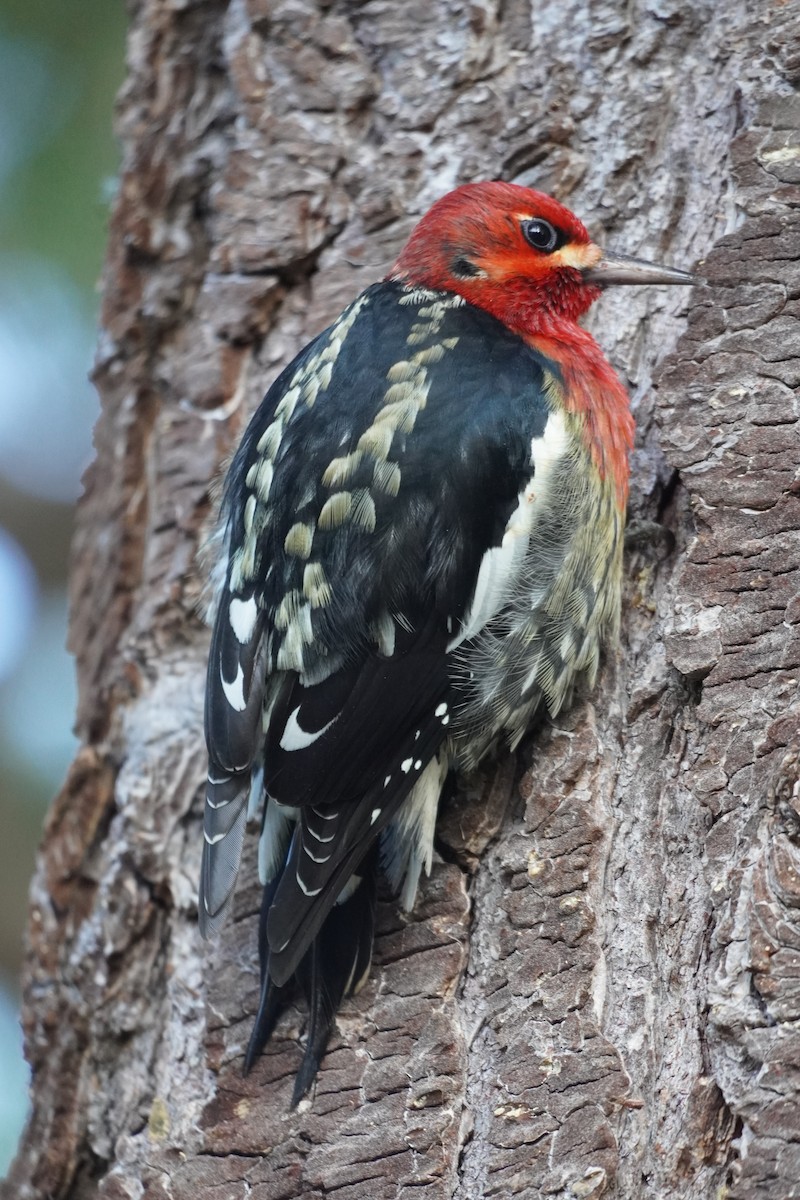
[
  {"x1": 449, "y1": 409, "x2": 570, "y2": 650},
  {"x1": 383, "y1": 753, "x2": 448, "y2": 910},
  {"x1": 279, "y1": 705, "x2": 338, "y2": 751},
  {"x1": 229, "y1": 596, "x2": 258, "y2": 643},
  {"x1": 221, "y1": 662, "x2": 247, "y2": 712}
]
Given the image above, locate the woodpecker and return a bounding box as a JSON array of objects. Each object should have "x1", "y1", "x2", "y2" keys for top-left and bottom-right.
[{"x1": 199, "y1": 181, "x2": 693, "y2": 1104}]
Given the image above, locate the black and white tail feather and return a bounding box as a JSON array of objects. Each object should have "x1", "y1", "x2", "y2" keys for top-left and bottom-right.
[{"x1": 199, "y1": 280, "x2": 598, "y2": 1103}]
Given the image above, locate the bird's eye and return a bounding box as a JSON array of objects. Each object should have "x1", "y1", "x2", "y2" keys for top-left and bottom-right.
[{"x1": 521, "y1": 218, "x2": 560, "y2": 254}]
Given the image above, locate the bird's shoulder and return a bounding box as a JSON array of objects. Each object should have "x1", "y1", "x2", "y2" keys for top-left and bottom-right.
[{"x1": 234, "y1": 279, "x2": 560, "y2": 476}]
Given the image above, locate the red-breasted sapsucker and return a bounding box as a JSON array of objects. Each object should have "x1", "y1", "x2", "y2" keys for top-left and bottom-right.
[{"x1": 199, "y1": 181, "x2": 694, "y2": 1105}]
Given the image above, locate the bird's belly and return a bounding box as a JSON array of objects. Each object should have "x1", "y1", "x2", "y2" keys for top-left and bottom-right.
[{"x1": 449, "y1": 492, "x2": 624, "y2": 771}]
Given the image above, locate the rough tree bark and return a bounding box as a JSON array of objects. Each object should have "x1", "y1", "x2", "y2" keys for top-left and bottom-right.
[{"x1": 4, "y1": 1, "x2": 800, "y2": 1197}]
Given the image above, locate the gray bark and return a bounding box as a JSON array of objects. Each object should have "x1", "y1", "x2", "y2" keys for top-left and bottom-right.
[{"x1": 4, "y1": 1, "x2": 800, "y2": 1198}]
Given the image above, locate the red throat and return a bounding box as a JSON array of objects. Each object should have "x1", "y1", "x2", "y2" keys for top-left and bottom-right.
[{"x1": 527, "y1": 328, "x2": 634, "y2": 509}]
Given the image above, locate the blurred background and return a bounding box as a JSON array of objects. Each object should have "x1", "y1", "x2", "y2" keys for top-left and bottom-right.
[{"x1": 0, "y1": 0, "x2": 125, "y2": 1175}]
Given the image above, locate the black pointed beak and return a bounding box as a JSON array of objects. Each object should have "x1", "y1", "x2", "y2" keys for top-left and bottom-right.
[{"x1": 582, "y1": 249, "x2": 695, "y2": 287}]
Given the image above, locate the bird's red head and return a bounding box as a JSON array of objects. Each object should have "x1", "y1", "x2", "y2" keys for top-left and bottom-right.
[{"x1": 390, "y1": 182, "x2": 605, "y2": 336}]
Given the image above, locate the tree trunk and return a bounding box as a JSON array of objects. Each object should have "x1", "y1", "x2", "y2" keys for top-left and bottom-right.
[{"x1": 5, "y1": 1, "x2": 800, "y2": 1197}]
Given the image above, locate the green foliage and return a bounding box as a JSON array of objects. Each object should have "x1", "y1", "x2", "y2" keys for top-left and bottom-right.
[{"x1": 0, "y1": 0, "x2": 126, "y2": 289}]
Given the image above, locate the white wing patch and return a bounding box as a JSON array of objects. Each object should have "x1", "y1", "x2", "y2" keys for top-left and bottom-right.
[
  {"x1": 221, "y1": 662, "x2": 247, "y2": 712},
  {"x1": 279, "y1": 705, "x2": 338, "y2": 751},
  {"x1": 448, "y1": 408, "x2": 570, "y2": 651},
  {"x1": 529, "y1": 406, "x2": 570, "y2": 481},
  {"x1": 229, "y1": 596, "x2": 259, "y2": 643}
]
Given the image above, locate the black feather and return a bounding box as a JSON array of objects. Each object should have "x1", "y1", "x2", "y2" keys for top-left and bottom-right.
[
  {"x1": 244, "y1": 851, "x2": 378, "y2": 1107},
  {"x1": 243, "y1": 874, "x2": 289, "y2": 1074},
  {"x1": 202, "y1": 279, "x2": 560, "y2": 1099},
  {"x1": 291, "y1": 850, "x2": 377, "y2": 1105},
  {"x1": 266, "y1": 700, "x2": 449, "y2": 986}
]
